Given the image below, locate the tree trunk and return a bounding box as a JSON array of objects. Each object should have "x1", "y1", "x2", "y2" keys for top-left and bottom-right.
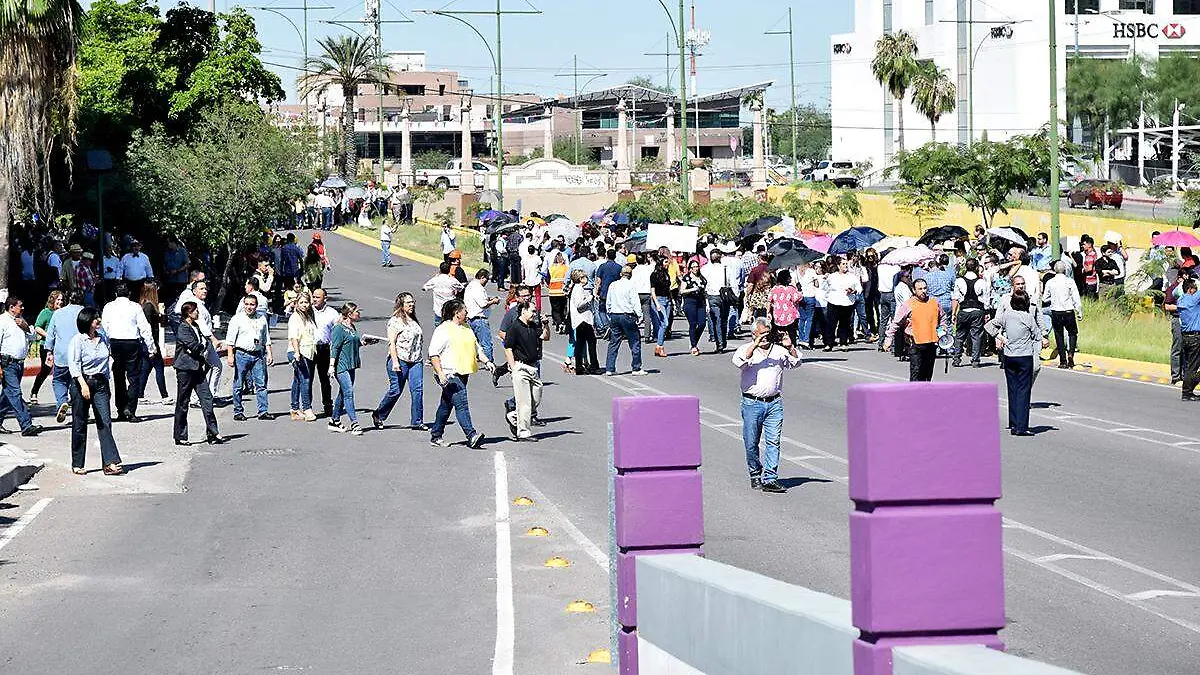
[
  {"x1": 0, "y1": 176, "x2": 10, "y2": 292},
  {"x1": 931, "y1": 121, "x2": 937, "y2": 143},
  {"x1": 342, "y1": 93, "x2": 357, "y2": 180},
  {"x1": 216, "y1": 241, "x2": 236, "y2": 311},
  {"x1": 896, "y1": 93, "x2": 906, "y2": 153}
]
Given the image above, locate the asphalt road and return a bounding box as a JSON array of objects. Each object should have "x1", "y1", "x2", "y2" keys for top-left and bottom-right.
[{"x1": 1, "y1": 228, "x2": 1197, "y2": 675}]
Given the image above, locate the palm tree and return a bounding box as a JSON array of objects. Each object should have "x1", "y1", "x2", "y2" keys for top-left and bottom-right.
[
  {"x1": 871, "y1": 30, "x2": 919, "y2": 154},
  {"x1": 0, "y1": 0, "x2": 81, "y2": 288},
  {"x1": 910, "y1": 61, "x2": 957, "y2": 142},
  {"x1": 298, "y1": 35, "x2": 390, "y2": 179}
]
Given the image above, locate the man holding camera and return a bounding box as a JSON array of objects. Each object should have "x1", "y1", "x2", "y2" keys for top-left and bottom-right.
[{"x1": 733, "y1": 317, "x2": 802, "y2": 494}]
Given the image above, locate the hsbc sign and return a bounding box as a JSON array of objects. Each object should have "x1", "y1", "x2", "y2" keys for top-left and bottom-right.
[{"x1": 1113, "y1": 22, "x2": 1187, "y2": 39}]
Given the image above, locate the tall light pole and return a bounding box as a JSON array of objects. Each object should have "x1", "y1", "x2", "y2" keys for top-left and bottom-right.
[
  {"x1": 247, "y1": 4, "x2": 334, "y2": 123},
  {"x1": 415, "y1": 4, "x2": 540, "y2": 209},
  {"x1": 1048, "y1": 0, "x2": 1062, "y2": 258},
  {"x1": 652, "y1": 0, "x2": 689, "y2": 199},
  {"x1": 766, "y1": 7, "x2": 797, "y2": 179}
]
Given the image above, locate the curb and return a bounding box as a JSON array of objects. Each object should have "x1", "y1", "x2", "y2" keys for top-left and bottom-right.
[
  {"x1": 334, "y1": 227, "x2": 484, "y2": 275},
  {"x1": 0, "y1": 443, "x2": 44, "y2": 500}
]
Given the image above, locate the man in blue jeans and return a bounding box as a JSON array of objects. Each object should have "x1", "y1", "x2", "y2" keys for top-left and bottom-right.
[
  {"x1": 733, "y1": 317, "x2": 802, "y2": 494},
  {"x1": 603, "y1": 265, "x2": 647, "y2": 376},
  {"x1": 0, "y1": 297, "x2": 43, "y2": 436},
  {"x1": 45, "y1": 290, "x2": 84, "y2": 422},
  {"x1": 224, "y1": 295, "x2": 274, "y2": 421}
]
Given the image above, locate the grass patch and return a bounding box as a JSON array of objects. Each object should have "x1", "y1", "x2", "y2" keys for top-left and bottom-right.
[
  {"x1": 343, "y1": 218, "x2": 486, "y2": 270},
  {"x1": 1076, "y1": 298, "x2": 1170, "y2": 364}
]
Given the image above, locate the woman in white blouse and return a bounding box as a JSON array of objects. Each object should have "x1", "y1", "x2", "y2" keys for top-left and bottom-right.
[
  {"x1": 568, "y1": 269, "x2": 599, "y2": 374},
  {"x1": 372, "y1": 292, "x2": 427, "y2": 430},
  {"x1": 287, "y1": 293, "x2": 319, "y2": 421},
  {"x1": 821, "y1": 257, "x2": 862, "y2": 352}
]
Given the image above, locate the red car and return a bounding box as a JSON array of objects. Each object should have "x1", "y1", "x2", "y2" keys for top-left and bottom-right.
[{"x1": 1067, "y1": 179, "x2": 1123, "y2": 209}]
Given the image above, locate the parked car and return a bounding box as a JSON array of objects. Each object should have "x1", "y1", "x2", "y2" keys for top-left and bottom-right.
[
  {"x1": 811, "y1": 160, "x2": 858, "y2": 188},
  {"x1": 415, "y1": 160, "x2": 497, "y2": 190},
  {"x1": 1066, "y1": 179, "x2": 1123, "y2": 209}
]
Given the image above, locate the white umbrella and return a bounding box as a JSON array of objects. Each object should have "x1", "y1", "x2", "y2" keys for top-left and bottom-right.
[
  {"x1": 881, "y1": 244, "x2": 937, "y2": 266},
  {"x1": 986, "y1": 227, "x2": 1026, "y2": 247},
  {"x1": 1103, "y1": 230, "x2": 1123, "y2": 244},
  {"x1": 546, "y1": 217, "x2": 581, "y2": 241},
  {"x1": 874, "y1": 236, "x2": 915, "y2": 251}
]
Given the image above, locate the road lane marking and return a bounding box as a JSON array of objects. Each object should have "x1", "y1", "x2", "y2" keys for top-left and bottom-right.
[
  {"x1": 0, "y1": 498, "x2": 52, "y2": 554},
  {"x1": 554, "y1": 353, "x2": 1200, "y2": 636},
  {"x1": 515, "y1": 479, "x2": 609, "y2": 569},
  {"x1": 492, "y1": 451, "x2": 515, "y2": 675}
]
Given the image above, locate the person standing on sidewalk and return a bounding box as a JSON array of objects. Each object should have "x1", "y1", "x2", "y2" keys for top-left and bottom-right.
[
  {"x1": 311, "y1": 288, "x2": 339, "y2": 417},
  {"x1": 67, "y1": 307, "x2": 122, "y2": 474},
  {"x1": 0, "y1": 297, "x2": 42, "y2": 436},
  {"x1": 604, "y1": 265, "x2": 647, "y2": 376},
  {"x1": 503, "y1": 300, "x2": 550, "y2": 442},
  {"x1": 1044, "y1": 260, "x2": 1083, "y2": 369},
  {"x1": 951, "y1": 259, "x2": 988, "y2": 368},
  {"x1": 172, "y1": 301, "x2": 223, "y2": 446},
  {"x1": 225, "y1": 295, "x2": 274, "y2": 422},
  {"x1": 428, "y1": 299, "x2": 495, "y2": 449},
  {"x1": 372, "y1": 292, "x2": 426, "y2": 431},
  {"x1": 884, "y1": 278, "x2": 943, "y2": 382},
  {"x1": 45, "y1": 290, "x2": 84, "y2": 423},
  {"x1": 1168, "y1": 279, "x2": 1200, "y2": 401},
  {"x1": 328, "y1": 302, "x2": 371, "y2": 436},
  {"x1": 100, "y1": 282, "x2": 156, "y2": 423},
  {"x1": 734, "y1": 317, "x2": 802, "y2": 494}
]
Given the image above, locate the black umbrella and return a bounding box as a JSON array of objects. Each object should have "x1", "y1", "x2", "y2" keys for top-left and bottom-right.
[
  {"x1": 737, "y1": 216, "x2": 784, "y2": 240},
  {"x1": 486, "y1": 220, "x2": 520, "y2": 236},
  {"x1": 916, "y1": 225, "x2": 970, "y2": 247},
  {"x1": 767, "y1": 237, "x2": 803, "y2": 255},
  {"x1": 768, "y1": 246, "x2": 824, "y2": 270}
]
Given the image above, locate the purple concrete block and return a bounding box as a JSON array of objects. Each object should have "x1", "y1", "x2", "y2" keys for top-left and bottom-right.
[
  {"x1": 850, "y1": 506, "x2": 1004, "y2": 633},
  {"x1": 618, "y1": 628, "x2": 639, "y2": 675},
  {"x1": 614, "y1": 471, "x2": 704, "y2": 548},
  {"x1": 616, "y1": 547, "x2": 704, "y2": 628},
  {"x1": 847, "y1": 383, "x2": 1001, "y2": 504},
  {"x1": 612, "y1": 396, "x2": 702, "y2": 470},
  {"x1": 854, "y1": 634, "x2": 1005, "y2": 675}
]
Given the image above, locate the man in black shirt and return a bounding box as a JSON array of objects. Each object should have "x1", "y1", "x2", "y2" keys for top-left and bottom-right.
[{"x1": 503, "y1": 301, "x2": 549, "y2": 441}]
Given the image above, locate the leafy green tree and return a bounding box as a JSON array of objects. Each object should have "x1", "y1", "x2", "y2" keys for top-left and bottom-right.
[
  {"x1": 871, "y1": 30, "x2": 919, "y2": 153},
  {"x1": 695, "y1": 193, "x2": 783, "y2": 238},
  {"x1": 413, "y1": 150, "x2": 452, "y2": 170},
  {"x1": 299, "y1": 35, "x2": 390, "y2": 179},
  {"x1": 910, "y1": 60, "x2": 956, "y2": 142},
  {"x1": 0, "y1": 0, "x2": 81, "y2": 287},
  {"x1": 76, "y1": 0, "x2": 163, "y2": 147},
  {"x1": 1149, "y1": 53, "x2": 1200, "y2": 125},
  {"x1": 610, "y1": 184, "x2": 692, "y2": 224},
  {"x1": 1146, "y1": 177, "x2": 1173, "y2": 218},
  {"x1": 768, "y1": 105, "x2": 832, "y2": 164},
  {"x1": 1066, "y1": 56, "x2": 1145, "y2": 160},
  {"x1": 125, "y1": 102, "x2": 308, "y2": 306},
  {"x1": 780, "y1": 183, "x2": 862, "y2": 231},
  {"x1": 894, "y1": 140, "x2": 1043, "y2": 228},
  {"x1": 1181, "y1": 188, "x2": 1200, "y2": 227},
  {"x1": 894, "y1": 180, "x2": 948, "y2": 234}
]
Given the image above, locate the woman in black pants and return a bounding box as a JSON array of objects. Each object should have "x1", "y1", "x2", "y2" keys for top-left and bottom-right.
[
  {"x1": 679, "y1": 261, "x2": 707, "y2": 355},
  {"x1": 66, "y1": 307, "x2": 125, "y2": 476},
  {"x1": 173, "y1": 301, "x2": 224, "y2": 446},
  {"x1": 568, "y1": 270, "x2": 599, "y2": 374}
]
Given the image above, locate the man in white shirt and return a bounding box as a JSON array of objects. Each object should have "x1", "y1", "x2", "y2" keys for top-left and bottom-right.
[
  {"x1": 701, "y1": 249, "x2": 734, "y2": 353},
  {"x1": 951, "y1": 258, "x2": 989, "y2": 368},
  {"x1": 311, "y1": 288, "x2": 339, "y2": 416},
  {"x1": 875, "y1": 259, "x2": 901, "y2": 351},
  {"x1": 631, "y1": 254, "x2": 655, "y2": 342},
  {"x1": 225, "y1": 295, "x2": 274, "y2": 421},
  {"x1": 464, "y1": 269, "x2": 500, "y2": 362},
  {"x1": 1044, "y1": 260, "x2": 1083, "y2": 369},
  {"x1": 315, "y1": 191, "x2": 336, "y2": 230},
  {"x1": 423, "y1": 261, "x2": 467, "y2": 325},
  {"x1": 101, "y1": 282, "x2": 156, "y2": 422},
  {"x1": 0, "y1": 297, "x2": 42, "y2": 436},
  {"x1": 734, "y1": 317, "x2": 802, "y2": 494},
  {"x1": 603, "y1": 265, "x2": 647, "y2": 376}
]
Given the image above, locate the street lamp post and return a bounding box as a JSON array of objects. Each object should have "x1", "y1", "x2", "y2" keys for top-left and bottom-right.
[
  {"x1": 1049, "y1": 0, "x2": 1062, "y2": 258},
  {"x1": 652, "y1": 0, "x2": 689, "y2": 200},
  {"x1": 766, "y1": 7, "x2": 797, "y2": 180},
  {"x1": 247, "y1": 4, "x2": 334, "y2": 123}
]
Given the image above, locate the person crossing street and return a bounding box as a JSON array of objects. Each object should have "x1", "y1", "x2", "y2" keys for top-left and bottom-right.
[
  {"x1": 884, "y1": 278, "x2": 943, "y2": 382},
  {"x1": 503, "y1": 301, "x2": 550, "y2": 442},
  {"x1": 734, "y1": 318, "x2": 802, "y2": 494}
]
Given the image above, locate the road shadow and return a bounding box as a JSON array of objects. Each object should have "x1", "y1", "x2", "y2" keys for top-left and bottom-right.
[
  {"x1": 122, "y1": 461, "x2": 163, "y2": 473},
  {"x1": 778, "y1": 476, "x2": 834, "y2": 490},
  {"x1": 1028, "y1": 425, "x2": 1058, "y2": 435},
  {"x1": 1031, "y1": 401, "x2": 1062, "y2": 409},
  {"x1": 533, "y1": 416, "x2": 571, "y2": 424},
  {"x1": 800, "y1": 357, "x2": 847, "y2": 363},
  {"x1": 530, "y1": 430, "x2": 583, "y2": 441}
]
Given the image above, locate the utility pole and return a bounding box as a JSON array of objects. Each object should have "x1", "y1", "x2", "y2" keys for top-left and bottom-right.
[
  {"x1": 766, "y1": 7, "x2": 797, "y2": 179},
  {"x1": 1048, "y1": 0, "x2": 1062, "y2": 258},
  {"x1": 1174, "y1": 99, "x2": 1185, "y2": 189},
  {"x1": 679, "y1": 0, "x2": 689, "y2": 198}
]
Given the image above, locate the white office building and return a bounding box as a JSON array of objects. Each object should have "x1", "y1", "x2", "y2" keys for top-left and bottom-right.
[{"x1": 830, "y1": 0, "x2": 1200, "y2": 179}]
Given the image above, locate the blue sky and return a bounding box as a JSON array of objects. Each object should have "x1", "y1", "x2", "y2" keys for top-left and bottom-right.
[{"x1": 239, "y1": 0, "x2": 854, "y2": 108}]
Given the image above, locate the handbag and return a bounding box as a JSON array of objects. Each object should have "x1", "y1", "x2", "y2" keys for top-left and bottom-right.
[{"x1": 719, "y1": 286, "x2": 738, "y2": 306}]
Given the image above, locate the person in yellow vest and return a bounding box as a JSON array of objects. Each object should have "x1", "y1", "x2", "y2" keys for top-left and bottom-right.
[
  {"x1": 546, "y1": 251, "x2": 570, "y2": 335},
  {"x1": 428, "y1": 299, "x2": 496, "y2": 448},
  {"x1": 883, "y1": 278, "x2": 944, "y2": 382}
]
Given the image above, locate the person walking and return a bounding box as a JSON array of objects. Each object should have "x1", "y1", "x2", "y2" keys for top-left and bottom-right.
[
  {"x1": 986, "y1": 290, "x2": 1047, "y2": 436},
  {"x1": 139, "y1": 281, "x2": 173, "y2": 406},
  {"x1": 172, "y1": 301, "x2": 223, "y2": 446},
  {"x1": 423, "y1": 261, "x2": 465, "y2": 326},
  {"x1": 679, "y1": 260, "x2": 707, "y2": 355},
  {"x1": 310, "y1": 288, "x2": 339, "y2": 417},
  {"x1": 328, "y1": 302, "x2": 370, "y2": 436},
  {"x1": 568, "y1": 269, "x2": 599, "y2": 373},
  {"x1": 45, "y1": 290, "x2": 84, "y2": 423},
  {"x1": 225, "y1": 294, "x2": 274, "y2": 421},
  {"x1": 465, "y1": 269, "x2": 500, "y2": 363},
  {"x1": 372, "y1": 292, "x2": 427, "y2": 430},
  {"x1": 649, "y1": 255, "x2": 673, "y2": 357},
  {"x1": 822, "y1": 257, "x2": 861, "y2": 352},
  {"x1": 504, "y1": 300, "x2": 550, "y2": 442},
  {"x1": 1044, "y1": 260, "x2": 1083, "y2": 369},
  {"x1": 546, "y1": 250, "x2": 570, "y2": 334},
  {"x1": 302, "y1": 244, "x2": 326, "y2": 290},
  {"x1": 769, "y1": 270, "x2": 803, "y2": 345},
  {"x1": 28, "y1": 290, "x2": 61, "y2": 407},
  {"x1": 951, "y1": 259, "x2": 988, "y2": 368},
  {"x1": 734, "y1": 317, "x2": 803, "y2": 494},
  {"x1": 875, "y1": 257, "x2": 900, "y2": 352},
  {"x1": 1169, "y1": 279, "x2": 1200, "y2": 401},
  {"x1": 884, "y1": 279, "x2": 943, "y2": 382},
  {"x1": 287, "y1": 293, "x2": 318, "y2": 422},
  {"x1": 428, "y1": 299, "x2": 495, "y2": 448},
  {"x1": 66, "y1": 307, "x2": 123, "y2": 475},
  {"x1": 379, "y1": 217, "x2": 395, "y2": 267},
  {"x1": 101, "y1": 282, "x2": 156, "y2": 423},
  {"x1": 604, "y1": 265, "x2": 647, "y2": 376},
  {"x1": 0, "y1": 297, "x2": 42, "y2": 436},
  {"x1": 701, "y1": 249, "x2": 734, "y2": 353}
]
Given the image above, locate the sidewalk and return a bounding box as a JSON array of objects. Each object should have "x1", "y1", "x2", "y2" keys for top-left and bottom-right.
[{"x1": 1065, "y1": 351, "x2": 1173, "y2": 385}]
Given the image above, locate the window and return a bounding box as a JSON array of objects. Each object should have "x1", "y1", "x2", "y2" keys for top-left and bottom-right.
[
  {"x1": 1176, "y1": 0, "x2": 1200, "y2": 12},
  {"x1": 1065, "y1": 0, "x2": 1099, "y2": 12},
  {"x1": 925, "y1": 0, "x2": 934, "y2": 25},
  {"x1": 1119, "y1": 0, "x2": 1153, "y2": 9}
]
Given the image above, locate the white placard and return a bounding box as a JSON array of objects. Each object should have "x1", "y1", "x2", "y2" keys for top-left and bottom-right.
[{"x1": 645, "y1": 223, "x2": 699, "y2": 253}]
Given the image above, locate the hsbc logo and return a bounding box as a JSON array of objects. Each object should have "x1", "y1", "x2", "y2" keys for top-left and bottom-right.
[{"x1": 1113, "y1": 22, "x2": 1188, "y2": 39}]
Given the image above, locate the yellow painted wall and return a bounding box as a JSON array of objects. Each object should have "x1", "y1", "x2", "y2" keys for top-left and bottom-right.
[{"x1": 766, "y1": 187, "x2": 1162, "y2": 249}]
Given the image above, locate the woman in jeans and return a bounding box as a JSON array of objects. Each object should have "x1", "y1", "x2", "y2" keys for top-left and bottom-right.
[
  {"x1": 679, "y1": 260, "x2": 707, "y2": 356},
  {"x1": 650, "y1": 256, "x2": 672, "y2": 358},
  {"x1": 328, "y1": 302, "x2": 367, "y2": 435},
  {"x1": 29, "y1": 290, "x2": 61, "y2": 406},
  {"x1": 568, "y1": 270, "x2": 599, "y2": 374},
  {"x1": 372, "y1": 292, "x2": 427, "y2": 430},
  {"x1": 66, "y1": 307, "x2": 124, "y2": 476},
  {"x1": 287, "y1": 292, "x2": 318, "y2": 421},
  {"x1": 139, "y1": 281, "x2": 173, "y2": 405}
]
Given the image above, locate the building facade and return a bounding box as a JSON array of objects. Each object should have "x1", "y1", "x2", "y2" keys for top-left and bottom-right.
[{"x1": 830, "y1": 0, "x2": 1200, "y2": 177}]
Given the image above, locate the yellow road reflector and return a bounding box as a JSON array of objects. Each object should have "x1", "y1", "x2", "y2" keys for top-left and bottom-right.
[
  {"x1": 586, "y1": 649, "x2": 611, "y2": 663},
  {"x1": 566, "y1": 600, "x2": 595, "y2": 613},
  {"x1": 1104, "y1": 370, "x2": 1116, "y2": 376},
  {"x1": 513, "y1": 496, "x2": 534, "y2": 506},
  {"x1": 544, "y1": 556, "x2": 571, "y2": 568},
  {"x1": 526, "y1": 526, "x2": 550, "y2": 537}
]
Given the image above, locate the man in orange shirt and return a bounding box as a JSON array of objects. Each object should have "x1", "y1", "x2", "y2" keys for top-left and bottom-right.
[{"x1": 883, "y1": 278, "x2": 943, "y2": 382}]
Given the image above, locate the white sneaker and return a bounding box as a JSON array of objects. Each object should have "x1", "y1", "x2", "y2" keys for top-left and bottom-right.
[
  {"x1": 630, "y1": 369, "x2": 649, "y2": 377},
  {"x1": 327, "y1": 421, "x2": 345, "y2": 433},
  {"x1": 348, "y1": 424, "x2": 364, "y2": 436},
  {"x1": 160, "y1": 397, "x2": 175, "y2": 406},
  {"x1": 139, "y1": 398, "x2": 152, "y2": 406}
]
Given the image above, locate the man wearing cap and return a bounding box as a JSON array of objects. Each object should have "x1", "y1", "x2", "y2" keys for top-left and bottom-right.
[{"x1": 60, "y1": 243, "x2": 85, "y2": 293}]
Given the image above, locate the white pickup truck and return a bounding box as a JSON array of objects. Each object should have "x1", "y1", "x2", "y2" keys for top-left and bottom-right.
[
  {"x1": 415, "y1": 160, "x2": 498, "y2": 190},
  {"x1": 810, "y1": 160, "x2": 858, "y2": 188}
]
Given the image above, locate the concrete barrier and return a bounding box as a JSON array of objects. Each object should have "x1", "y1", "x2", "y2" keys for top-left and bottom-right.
[{"x1": 893, "y1": 646, "x2": 1084, "y2": 675}]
